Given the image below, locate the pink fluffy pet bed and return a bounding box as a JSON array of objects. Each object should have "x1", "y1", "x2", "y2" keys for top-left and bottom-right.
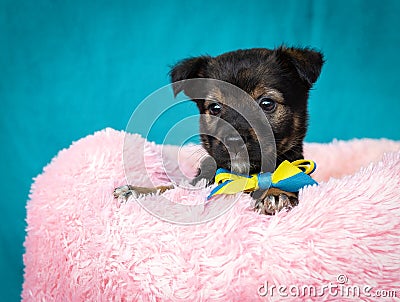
[{"x1": 23, "y1": 128, "x2": 400, "y2": 301}]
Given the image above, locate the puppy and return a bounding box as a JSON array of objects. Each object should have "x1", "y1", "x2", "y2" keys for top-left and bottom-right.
[{"x1": 115, "y1": 46, "x2": 324, "y2": 215}]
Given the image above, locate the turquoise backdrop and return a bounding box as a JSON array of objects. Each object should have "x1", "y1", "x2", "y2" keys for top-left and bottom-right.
[{"x1": 1, "y1": 0, "x2": 400, "y2": 300}]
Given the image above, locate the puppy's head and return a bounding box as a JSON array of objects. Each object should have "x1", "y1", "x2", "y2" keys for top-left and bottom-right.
[{"x1": 170, "y1": 47, "x2": 324, "y2": 174}]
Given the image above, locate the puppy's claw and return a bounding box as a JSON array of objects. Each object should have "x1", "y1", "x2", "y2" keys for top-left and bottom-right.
[
  {"x1": 114, "y1": 184, "x2": 174, "y2": 202},
  {"x1": 277, "y1": 193, "x2": 288, "y2": 210},
  {"x1": 254, "y1": 190, "x2": 299, "y2": 215},
  {"x1": 114, "y1": 185, "x2": 136, "y2": 201},
  {"x1": 253, "y1": 198, "x2": 263, "y2": 210}
]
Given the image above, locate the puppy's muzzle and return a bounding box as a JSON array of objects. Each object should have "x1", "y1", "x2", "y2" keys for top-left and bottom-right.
[{"x1": 224, "y1": 135, "x2": 247, "y2": 154}]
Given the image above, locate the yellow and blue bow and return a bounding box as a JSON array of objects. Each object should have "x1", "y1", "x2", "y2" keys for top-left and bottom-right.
[{"x1": 207, "y1": 159, "x2": 318, "y2": 200}]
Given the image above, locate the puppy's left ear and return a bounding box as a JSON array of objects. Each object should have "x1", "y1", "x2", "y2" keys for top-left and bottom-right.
[
  {"x1": 277, "y1": 47, "x2": 324, "y2": 86},
  {"x1": 169, "y1": 56, "x2": 211, "y2": 97}
]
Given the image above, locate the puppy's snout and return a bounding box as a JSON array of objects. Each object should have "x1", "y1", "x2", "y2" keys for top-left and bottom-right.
[{"x1": 224, "y1": 135, "x2": 246, "y2": 153}]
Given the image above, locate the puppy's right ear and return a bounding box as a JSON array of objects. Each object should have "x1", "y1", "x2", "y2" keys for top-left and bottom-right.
[{"x1": 169, "y1": 56, "x2": 211, "y2": 97}]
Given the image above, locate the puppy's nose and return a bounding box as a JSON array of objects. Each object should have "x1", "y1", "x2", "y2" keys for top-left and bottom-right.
[{"x1": 224, "y1": 136, "x2": 246, "y2": 153}]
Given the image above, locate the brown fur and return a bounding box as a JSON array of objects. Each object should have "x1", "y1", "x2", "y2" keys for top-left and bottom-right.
[{"x1": 115, "y1": 46, "x2": 324, "y2": 215}]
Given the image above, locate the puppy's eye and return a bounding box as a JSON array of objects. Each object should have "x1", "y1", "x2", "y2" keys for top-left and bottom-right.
[
  {"x1": 259, "y1": 97, "x2": 276, "y2": 112},
  {"x1": 207, "y1": 102, "x2": 222, "y2": 115}
]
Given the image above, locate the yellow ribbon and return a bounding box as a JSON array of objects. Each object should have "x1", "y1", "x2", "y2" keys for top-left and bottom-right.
[{"x1": 207, "y1": 159, "x2": 317, "y2": 199}]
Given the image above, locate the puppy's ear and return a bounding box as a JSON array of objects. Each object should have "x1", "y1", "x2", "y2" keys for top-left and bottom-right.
[
  {"x1": 169, "y1": 56, "x2": 211, "y2": 96},
  {"x1": 276, "y1": 47, "x2": 324, "y2": 86}
]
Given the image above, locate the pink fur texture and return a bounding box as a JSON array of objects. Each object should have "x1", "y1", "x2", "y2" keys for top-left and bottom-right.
[{"x1": 23, "y1": 128, "x2": 400, "y2": 301}]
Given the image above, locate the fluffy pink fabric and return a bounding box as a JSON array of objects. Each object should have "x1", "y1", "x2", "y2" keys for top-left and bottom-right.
[{"x1": 23, "y1": 128, "x2": 400, "y2": 301}]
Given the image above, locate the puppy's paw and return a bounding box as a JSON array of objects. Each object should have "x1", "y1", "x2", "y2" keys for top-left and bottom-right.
[
  {"x1": 113, "y1": 185, "x2": 137, "y2": 201},
  {"x1": 113, "y1": 185, "x2": 174, "y2": 202},
  {"x1": 253, "y1": 189, "x2": 299, "y2": 215}
]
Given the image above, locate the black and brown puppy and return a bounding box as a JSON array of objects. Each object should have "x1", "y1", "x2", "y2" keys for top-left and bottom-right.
[{"x1": 115, "y1": 46, "x2": 324, "y2": 214}]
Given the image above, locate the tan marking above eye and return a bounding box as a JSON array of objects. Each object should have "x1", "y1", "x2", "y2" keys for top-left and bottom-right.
[
  {"x1": 205, "y1": 88, "x2": 223, "y2": 105},
  {"x1": 252, "y1": 86, "x2": 285, "y2": 104},
  {"x1": 204, "y1": 98, "x2": 219, "y2": 108}
]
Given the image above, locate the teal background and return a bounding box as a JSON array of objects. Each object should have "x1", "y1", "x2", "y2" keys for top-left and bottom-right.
[{"x1": 1, "y1": 0, "x2": 400, "y2": 300}]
